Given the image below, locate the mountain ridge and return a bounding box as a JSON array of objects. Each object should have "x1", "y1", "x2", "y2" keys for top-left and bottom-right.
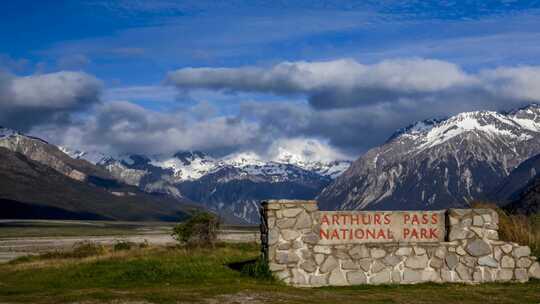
[{"x1": 318, "y1": 104, "x2": 540, "y2": 211}]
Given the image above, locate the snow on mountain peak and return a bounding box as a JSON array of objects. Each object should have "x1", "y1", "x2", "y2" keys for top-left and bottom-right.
[
  {"x1": 54, "y1": 138, "x2": 352, "y2": 181},
  {"x1": 222, "y1": 151, "x2": 265, "y2": 167},
  {"x1": 0, "y1": 126, "x2": 18, "y2": 138},
  {"x1": 58, "y1": 146, "x2": 110, "y2": 165},
  {"x1": 149, "y1": 151, "x2": 216, "y2": 181},
  {"x1": 268, "y1": 139, "x2": 351, "y2": 177},
  {"x1": 390, "y1": 107, "x2": 540, "y2": 151},
  {"x1": 387, "y1": 118, "x2": 443, "y2": 142}
]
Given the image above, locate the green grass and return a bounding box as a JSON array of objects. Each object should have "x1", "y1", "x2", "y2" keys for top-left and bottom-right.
[{"x1": 0, "y1": 243, "x2": 539, "y2": 304}]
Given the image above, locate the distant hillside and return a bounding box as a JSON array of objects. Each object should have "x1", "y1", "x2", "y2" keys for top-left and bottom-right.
[{"x1": 0, "y1": 147, "x2": 197, "y2": 221}]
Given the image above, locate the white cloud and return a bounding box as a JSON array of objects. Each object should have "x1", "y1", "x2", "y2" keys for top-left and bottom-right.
[
  {"x1": 166, "y1": 58, "x2": 540, "y2": 110},
  {"x1": 480, "y1": 66, "x2": 540, "y2": 102},
  {"x1": 38, "y1": 100, "x2": 261, "y2": 156},
  {"x1": 166, "y1": 58, "x2": 472, "y2": 95},
  {"x1": 8, "y1": 71, "x2": 101, "y2": 108},
  {"x1": 0, "y1": 70, "x2": 102, "y2": 130},
  {"x1": 267, "y1": 137, "x2": 352, "y2": 163}
]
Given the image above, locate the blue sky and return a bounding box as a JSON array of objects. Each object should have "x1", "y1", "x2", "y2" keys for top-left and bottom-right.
[{"x1": 2, "y1": 1, "x2": 540, "y2": 159}]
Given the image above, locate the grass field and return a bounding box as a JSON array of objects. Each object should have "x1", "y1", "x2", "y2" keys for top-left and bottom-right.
[{"x1": 0, "y1": 243, "x2": 539, "y2": 304}]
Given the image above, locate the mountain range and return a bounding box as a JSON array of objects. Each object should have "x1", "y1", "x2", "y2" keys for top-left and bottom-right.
[
  {"x1": 0, "y1": 127, "x2": 351, "y2": 223},
  {"x1": 62, "y1": 146, "x2": 351, "y2": 223},
  {"x1": 2, "y1": 104, "x2": 540, "y2": 223}
]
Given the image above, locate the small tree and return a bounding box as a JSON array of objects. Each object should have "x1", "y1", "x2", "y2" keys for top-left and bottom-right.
[{"x1": 172, "y1": 212, "x2": 220, "y2": 247}]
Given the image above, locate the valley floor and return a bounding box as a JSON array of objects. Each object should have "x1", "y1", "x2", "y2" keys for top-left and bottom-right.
[
  {"x1": 0, "y1": 242, "x2": 538, "y2": 304},
  {"x1": 0, "y1": 220, "x2": 260, "y2": 263}
]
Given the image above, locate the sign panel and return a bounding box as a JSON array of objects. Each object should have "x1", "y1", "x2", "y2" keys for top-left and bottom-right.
[{"x1": 317, "y1": 210, "x2": 445, "y2": 244}]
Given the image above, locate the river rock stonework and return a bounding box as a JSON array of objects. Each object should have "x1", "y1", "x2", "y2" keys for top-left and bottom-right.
[{"x1": 260, "y1": 200, "x2": 540, "y2": 287}]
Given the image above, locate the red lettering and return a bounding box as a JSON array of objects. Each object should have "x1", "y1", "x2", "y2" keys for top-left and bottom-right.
[
  {"x1": 422, "y1": 214, "x2": 429, "y2": 224},
  {"x1": 331, "y1": 229, "x2": 339, "y2": 240},
  {"x1": 355, "y1": 229, "x2": 364, "y2": 239},
  {"x1": 429, "y1": 228, "x2": 439, "y2": 238},
  {"x1": 431, "y1": 214, "x2": 438, "y2": 224},
  {"x1": 374, "y1": 214, "x2": 382, "y2": 225},
  {"x1": 366, "y1": 229, "x2": 376, "y2": 239},
  {"x1": 320, "y1": 229, "x2": 329, "y2": 239},
  {"x1": 420, "y1": 228, "x2": 428, "y2": 238},
  {"x1": 411, "y1": 228, "x2": 419, "y2": 238},
  {"x1": 321, "y1": 215, "x2": 330, "y2": 225},
  {"x1": 384, "y1": 214, "x2": 391, "y2": 224},
  {"x1": 403, "y1": 228, "x2": 410, "y2": 238},
  {"x1": 362, "y1": 214, "x2": 371, "y2": 225},
  {"x1": 332, "y1": 215, "x2": 340, "y2": 225},
  {"x1": 341, "y1": 229, "x2": 348, "y2": 239},
  {"x1": 377, "y1": 229, "x2": 386, "y2": 239},
  {"x1": 403, "y1": 213, "x2": 410, "y2": 224},
  {"x1": 351, "y1": 214, "x2": 360, "y2": 225}
]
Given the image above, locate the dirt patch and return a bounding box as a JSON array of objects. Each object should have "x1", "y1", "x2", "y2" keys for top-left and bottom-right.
[{"x1": 205, "y1": 292, "x2": 273, "y2": 304}]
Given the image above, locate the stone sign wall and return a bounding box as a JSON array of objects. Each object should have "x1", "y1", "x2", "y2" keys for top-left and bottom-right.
[{"x1": 260, "y1": 200, "x2": 540, "y2": 287}]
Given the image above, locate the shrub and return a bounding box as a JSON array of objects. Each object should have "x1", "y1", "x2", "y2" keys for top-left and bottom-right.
[
  {"x1": 113, "y1": 241, "x2": 136, "y2": 251},
  {"x1": 70, "y1": 241, "x2": 106, "y2": 258},
  {"x1": 139, "y1": 239, "x2": 149, "y2": 249},
  {"x1": 172, "y1": 212, "x2": 220, "y2": 247},
  {"x1": 240, "y1": 258, "x2": 274, "y2": 280}
]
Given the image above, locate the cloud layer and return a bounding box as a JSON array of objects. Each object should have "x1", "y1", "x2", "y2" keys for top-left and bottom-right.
[
  {"x1": 166, "y1": 58, "x2": 540, "y2": 110},
  {"x1": 0, "y1": 71, "x2": 101, "y2": 130},
  {"x1": 6, "y1": 58, "x2": 540, "y2": 160}
]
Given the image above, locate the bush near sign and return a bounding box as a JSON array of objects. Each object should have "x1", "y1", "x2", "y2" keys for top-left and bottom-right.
[{"x1": 318, "y1": 211, "x2": 445, "y2": 244}]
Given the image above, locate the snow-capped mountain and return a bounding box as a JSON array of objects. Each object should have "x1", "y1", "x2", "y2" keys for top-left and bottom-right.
[
  {"x1": 69, "y1": 147, "x2": 351, "y2": 183},
  {"x1": 318, "y1": 104, "x2": 540, "y2": 211},
  {"x1": 151, "y1": 151, "x2": 217, "y2": 181},
  {"x1": 60, "y1": 146, "x2": 350, "y2": 223}
]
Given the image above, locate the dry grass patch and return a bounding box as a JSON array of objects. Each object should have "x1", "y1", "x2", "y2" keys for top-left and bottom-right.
[{"x1": 472, "y1": 201, "x2": 540, "y2": 256}]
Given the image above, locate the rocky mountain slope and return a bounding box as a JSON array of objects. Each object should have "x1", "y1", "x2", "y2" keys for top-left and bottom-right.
[
  {"x1": 504, "y1": 176, "x2": 540, "y2": 214},
  {"x1": 177, "y1": 163, "x2": 331, "y2": 223},
  {"x1": 0, "y1": 128, "x2": 112, "y2": 183},
  {"x1": 318, "y1": 104, "x2": 540, "y2": 211},
  {"x1": 491, "y1": 153, "x2": 540, "y2": 203},
  {"x1": 0, "y1": 147, "x2": 195, "y2": 221}
]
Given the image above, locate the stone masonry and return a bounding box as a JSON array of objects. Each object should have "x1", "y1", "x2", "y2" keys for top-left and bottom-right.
[{"x1": 260, "y1": 200, "x2": 540, "y2": 287}]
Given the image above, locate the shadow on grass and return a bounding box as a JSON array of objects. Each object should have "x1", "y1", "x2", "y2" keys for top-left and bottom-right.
[{"x1": 227, "y1": 258, "x2": 275, "y2": 280}]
